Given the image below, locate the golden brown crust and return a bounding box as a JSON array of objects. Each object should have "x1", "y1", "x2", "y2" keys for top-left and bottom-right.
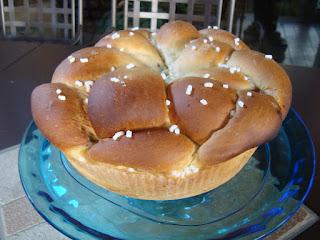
[
  {"x1": 31, "y1": 83, "x2": 92, "y2": 150},
  {"x1": 199, "y1": 91, "x2": 282, "y2": 166},
  {"x1": 167, "y1": 77, "x2": 237, "y2": 144},
  {"x1": 66, "y1": 147, "x2": 255, "y2": 200},
  {"x1": 95, "y1": 30, "x2": 164, "y2": 71},
  {"x1": 30, "y1": 21, "x2": 292, "y2": 200},
  {"x1": 87, "y1": 128, "x2": 196, "y2": 173},
  {"x1": 169, "y1": 38, "x2": 233, "y2": 78},
  {"x1": 156, "y1": 20, "x2": 200, "y2": 64},
  {"x1": 134, "y1": 29, "x2": 151, "y2": 39},
  {"x1": 227, "y1": 49, "x2": 292, "y2": 118},
  {"x1": 185, "y1": 67, "x2": 255, "y2": 90},
  {"x1": 199, "y1": 28, "x2": 249, "y2": 50},
  {"x1": 52, "y1": 47, "x2": 145, "y2": 86},
  {"x1": 88, "y1": 67, "x2": 169, "y2": 138}
]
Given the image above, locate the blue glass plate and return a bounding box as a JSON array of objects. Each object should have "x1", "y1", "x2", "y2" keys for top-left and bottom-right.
[{"x1": 19, "y1": 109, "x2": 315, "y2": 240}]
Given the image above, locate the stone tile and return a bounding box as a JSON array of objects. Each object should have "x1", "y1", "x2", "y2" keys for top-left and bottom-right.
[
  {"x1": 0, "y1": 146, "x2": 25, "y2": 205},
  {"x1": 6, "y1": 223, "x2": 69, "y2": 240},
  {"x1": 0, "y1": 207, "x2": 6, "y2": 240},
  {"x1": 2, "y1": 197, "x2": 44, "y2": 236}
]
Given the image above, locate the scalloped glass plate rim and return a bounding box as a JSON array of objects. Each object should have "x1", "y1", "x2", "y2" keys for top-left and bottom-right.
[{"x1": 18, "y1": 108, "x2": 316, "y2": 240}]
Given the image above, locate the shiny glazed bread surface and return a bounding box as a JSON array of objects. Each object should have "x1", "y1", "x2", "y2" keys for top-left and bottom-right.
[{"x1": 31, "y1": 21, "x2": 292, "y2": 199}]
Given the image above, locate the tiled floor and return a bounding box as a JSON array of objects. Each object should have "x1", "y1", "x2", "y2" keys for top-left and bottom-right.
[
  {"x1": 0, "y1": 146, "x2": 68, "y2": 240},
  {"x1": 278, "y1": 20, "x2": 320, "y2": 67},
  {"x1": 238, "y1": 14, "x2": 320, "y2": 67}
]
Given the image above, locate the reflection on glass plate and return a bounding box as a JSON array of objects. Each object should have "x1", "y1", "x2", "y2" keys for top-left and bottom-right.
[{"x1": 19, "y1": 109, "x2": 315, "y2": 240}]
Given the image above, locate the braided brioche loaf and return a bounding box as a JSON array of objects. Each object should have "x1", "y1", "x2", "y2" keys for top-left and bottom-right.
[{"x1": 31, "y1": 21, "x2": 291, "y2": 200}]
